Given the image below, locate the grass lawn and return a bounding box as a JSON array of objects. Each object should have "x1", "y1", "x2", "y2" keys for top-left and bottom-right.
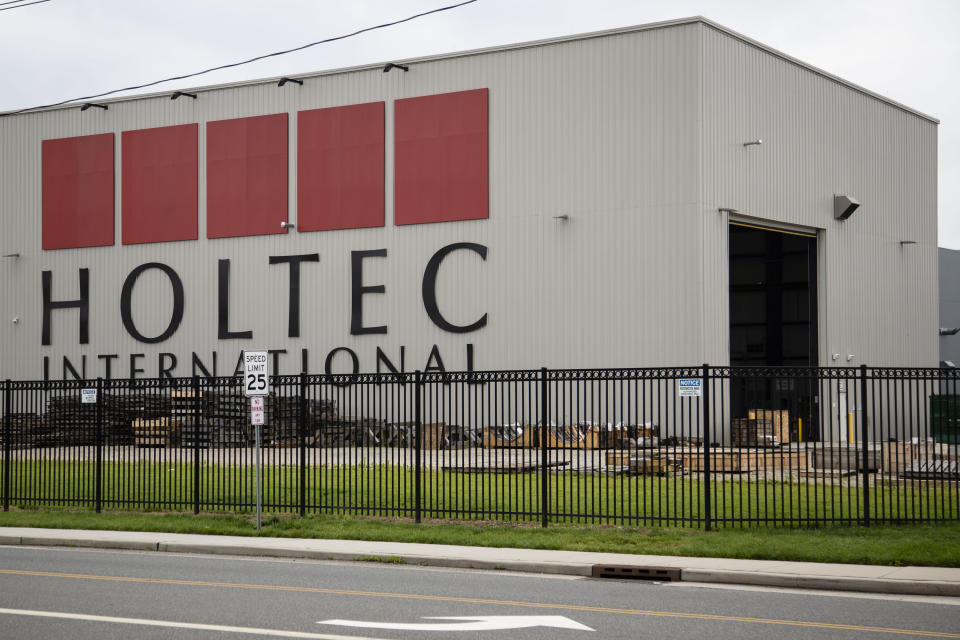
[{"x1": 4, "y1": 460, "x2": 957, "y2": 526}]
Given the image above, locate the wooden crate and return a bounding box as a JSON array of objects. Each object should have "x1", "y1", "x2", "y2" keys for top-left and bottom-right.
[
  {"x1": 482, "y1": 425, "x2": 533, "y2": 448},
  {"x1": 748, "y1": 409, "x2": 790, "y2": 444},
  {"x1": 732, "y1": 417, "x2": 778, "y2": 447},
  {"x1": 131, "y1": 418, "x2": 180, "y2": 447},
  {"x1": 630, "y1": 454, "x2": 681, "y2": 475}
]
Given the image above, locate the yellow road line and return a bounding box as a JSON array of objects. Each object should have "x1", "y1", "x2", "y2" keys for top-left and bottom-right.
[{"x1": 1, "y1": 569, "x2": 957, "y2": 638}]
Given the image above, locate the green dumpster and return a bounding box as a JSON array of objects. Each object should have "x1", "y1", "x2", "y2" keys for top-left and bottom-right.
[{"x1": 930, "y1": 395, "x2": 960, "y2": 444}]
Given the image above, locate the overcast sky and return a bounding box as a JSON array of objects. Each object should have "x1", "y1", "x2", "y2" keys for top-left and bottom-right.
[{"x1": 2, "y1": 0, "x2": 957, "y2": 248}]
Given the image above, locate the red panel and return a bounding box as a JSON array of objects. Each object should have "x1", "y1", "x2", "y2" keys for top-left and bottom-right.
[
  {"x1": 42, "y1": 133, "x2": 115, "y2": 250},
  {"x1": 122, "y1": 124, "x2": 198, "y2": 245},
  {"x1": 298, "y1": 102, "x2": 384, "y2": 231},
  {"x1": 394, "y1": 88, "x2": 488, "y2": 226},
  {"x1": 207, "y1": 113, "x2": 288, "y2": 239}
]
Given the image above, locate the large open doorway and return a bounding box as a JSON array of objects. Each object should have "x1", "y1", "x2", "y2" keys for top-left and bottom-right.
[{"x1": 728, "y1": 222, "x2": 819, "y2": 440}]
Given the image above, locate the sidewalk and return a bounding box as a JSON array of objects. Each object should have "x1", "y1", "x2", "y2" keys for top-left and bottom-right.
[{"x1": 2, "y1": 527, "x2": 959, "y2": 597}]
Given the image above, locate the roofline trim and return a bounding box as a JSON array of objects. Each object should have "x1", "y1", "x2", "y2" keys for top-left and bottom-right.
[{"x1": 1, "y1": 16, "x2": 938, "y2": 124}]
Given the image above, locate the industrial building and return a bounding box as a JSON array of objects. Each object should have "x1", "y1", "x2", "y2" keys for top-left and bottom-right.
[{"x1": 0, "y1": 16, "x2": 939, "y2": 393}]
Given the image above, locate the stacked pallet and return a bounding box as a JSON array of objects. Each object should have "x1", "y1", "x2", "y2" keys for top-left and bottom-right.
[
  {"x1": 131, "y1": 417, "x2": 180, "y2": 447},
  {"x1": 1, "y1": 413, "x2": 41, "y2": 448},
  {"x1": 172, "y1": 389, "x2": 215, "y2": 447},
  {"x1": 37, "y1": 395, "x2": 98, "y2": 447},
  {"x1": 747, "y1": 409, "x2": 790, "y2": 444},
  {"x1": 732, "y1": 417, "x2": 779, "y2": 447},
  {"x1": 205, "y1": 390, "x2": 249, "y2": 446}
]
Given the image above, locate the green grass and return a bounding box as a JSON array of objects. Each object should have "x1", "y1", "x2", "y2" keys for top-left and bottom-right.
[
  {"x1": 4, "y1": 460, "x2": 957, "y2": 526},
  {"x1": 1, "y1": 507, "x2": 959, "y2": 568}
]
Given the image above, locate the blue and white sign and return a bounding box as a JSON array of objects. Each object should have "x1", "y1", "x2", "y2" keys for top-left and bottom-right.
[
  {"x1": 80, "y1": 388, "x2": 97, "y2": 404},
  {"x1": 678, "y1": 378, "x2": 702, "y2": 397}
]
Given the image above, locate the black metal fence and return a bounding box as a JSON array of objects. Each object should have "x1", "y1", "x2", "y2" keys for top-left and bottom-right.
[{"x1": 2, "y1": 365, "x2": 958, "y2": 528}]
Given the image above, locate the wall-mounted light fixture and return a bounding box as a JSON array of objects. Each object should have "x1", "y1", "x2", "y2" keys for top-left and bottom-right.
[
  {"x1": 80, "y1": 103, "x2": 108, "y2": 111},
  {"x1": 834, "y1": 195, "x2": 860, "y2": 220},
  {"x1": 941, "y1": 327, "x2": 960, "y2": 336},
  {"x1": 900, "y1": 240, "x2": 917, "y2": 246},
  {"x1": 846, "y1": 354, "x2": 855, "y2": 362},
  {"x1": 170, "y1": 91, "x2": 197, "y2": 100},
  {"x1": 831, "y1": 353, "x2": 840, "y2": 361},
  {"x1": 383, "y1": 62, "x2": 409, "y2": 73},
  {"x1": 277, "y1": 77, "x2": 303, "y2": 87},
  {"x1": 2, "y1": 252, "x2": 19, "y2": 258},
  {"x1": 743, "y1": 139, "x2": 762, "y2": 147},
  {"x1": 280, "y1": 221, "x2": 295, "y2": 230},
  {"x1": 552, "y1": 214, "x2": 569, "y2": 221}
]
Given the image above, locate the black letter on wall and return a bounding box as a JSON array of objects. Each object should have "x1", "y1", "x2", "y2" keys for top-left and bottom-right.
[
  {"x1": 120, "y1": 263, "x2": 185, "y2": 343},
  {"x1": 218, "y1": 259, "x2": 252, "y2": 339},
  {"x1": 269, "y1": 253, "x2": 319, "y2": 337},
  {"x1": 351, "y1": 249, "x2": 387, "y2": 335},
  {"x1": 422, "y1": 243, "x2": 488, "y2": 333},
  {"x1": 42, "y1": 269, "x2": 89, "y2": 345}
]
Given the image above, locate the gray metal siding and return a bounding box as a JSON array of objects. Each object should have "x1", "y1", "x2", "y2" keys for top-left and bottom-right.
[
  {"x1": 941, "y1": 248, "x2": 960, "y2": 365},
  {"x1": 700, "y1": 24, "x2": 938, "y2": 367},
  {"x1": 1, "y1": 23, "x2": 704, "y2": 379}
]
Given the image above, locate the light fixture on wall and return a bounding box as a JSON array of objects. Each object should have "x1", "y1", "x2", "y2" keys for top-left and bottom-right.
[
  {"x1": 280, "y1": 221, "x2": 295, "y2": 230},
  {"x1": 900, "y1": 240, "x2": 917, "y2": 246},
  {"x1": 277, "y1": 77, "x2": 303, "y2": 87},
  {"x1": 834, "y1": 195, "x2": 860, "y2": 220},
  {"x1": 2, "y1": 252, "x2": 19, "y2": 258},
  {"x1": 170, "y1": 91, "x2": 197, "y2": 100},
  {"x1": 941, "y1": 327, "x2": 960, "y2": 336},
  {"x1": 743, "y1": 139, "x2": 762, "y2": 147},
  {"x1": 80, "y1": 103, "x2": 108, "y2": 111},
  {"x1": 552, "y1": 214, "x2": 569, "y2": 221},
  {"x1": 383, "y1": 62, "x2": 409, "y2": 73}
]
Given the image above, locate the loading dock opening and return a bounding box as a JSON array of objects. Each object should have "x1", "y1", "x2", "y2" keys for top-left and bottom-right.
[{"x1": 729, "y1": 222, "x2": 819, "y2": 440}]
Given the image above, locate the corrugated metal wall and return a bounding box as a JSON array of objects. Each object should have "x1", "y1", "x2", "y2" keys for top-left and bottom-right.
[
  {"x1": 699, "y1": 24, "x2": 939, "y2": 367},
  {"x1": 0, "y1": 19, "x2": 937, "y2": 380}
]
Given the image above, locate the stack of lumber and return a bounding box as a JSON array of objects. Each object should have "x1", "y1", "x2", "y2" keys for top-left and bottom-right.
[
  {"x1": 1, "y1": 413, "x2": 41, "y2": 448},
  {"x1": 747, "y1": 409, "x2": 790, "y2": 444},
  {"x1": 732, "y1": 417, "x2": 779, "y2": 447},
  {"x1": 37, "y1": 395, "x2": 97, "y2": 447},
  {"x1": 172, "y1": 389, "x2": 214, "y2": 447},
  {"x1": 131, "y1": 417, "x2": 179, "y2": 447}
]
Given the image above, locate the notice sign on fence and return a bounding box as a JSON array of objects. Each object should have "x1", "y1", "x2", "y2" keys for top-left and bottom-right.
[
  {"x1": 678, "y1": 378, "x2": 702, "y2": 397},
  {"x1": 81, "y1": 388, "x2": 97, "y2": 404},
  {"x1": 250, "y1": 397, "x2": 265, "y2": 426}
]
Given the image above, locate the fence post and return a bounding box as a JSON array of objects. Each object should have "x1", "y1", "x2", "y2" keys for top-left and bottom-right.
[
  {"x1": 298, "y1": 372, "x2": 307, "y2": 518},
  {"x1": 414, "y1": 370, "x2": 422, "y2": 524},
  {"x1": 3, "y1": 380, "x2": 10, "y2": 512},
  {"x1": 860, "y1": 364, "x2": 870, "y2": 527},
  {"x1": 95, "y1": 377, "x2": 103, "y2": 514},
  {"x1": 702, "y1": 364, "x2": 711, "y2": 531},
  {"x1": 192, "y1": 375, "x2": 200, "y2": 515},
  {"x1": 540, "y1": 367, "x2": 549, "y2": 528}
]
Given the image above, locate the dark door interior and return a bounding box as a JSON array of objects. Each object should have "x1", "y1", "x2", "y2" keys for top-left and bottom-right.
[{"x1": 729, "y1": 223, "x2": 819, "y2": 439}]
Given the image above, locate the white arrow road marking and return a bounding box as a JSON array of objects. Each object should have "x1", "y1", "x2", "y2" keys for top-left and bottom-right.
[
  {"x1": 318, "y1": 615, "x2": 594, "y2": 631},
  {"x1": 0, "y1": 607, "x2": 387, "y2": 640}
]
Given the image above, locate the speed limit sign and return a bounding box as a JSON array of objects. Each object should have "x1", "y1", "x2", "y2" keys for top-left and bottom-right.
[{"x1": 243, "y1": 350, "x2": 269, "y2": 397}]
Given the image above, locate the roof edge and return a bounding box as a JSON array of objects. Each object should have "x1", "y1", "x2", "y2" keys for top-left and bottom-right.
[{"x1": 0, "y1": 16, "x2": 938, "y2": 124}]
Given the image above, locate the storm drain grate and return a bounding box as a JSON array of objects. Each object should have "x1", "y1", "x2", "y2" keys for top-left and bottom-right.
[{"x1": 591, "y1": 565, "x2": 681, "y2": 581}]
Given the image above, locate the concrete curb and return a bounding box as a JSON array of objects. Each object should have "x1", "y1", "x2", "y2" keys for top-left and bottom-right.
[{"x1": 2, "y1": 530, "x2": 958, "y2": 597}]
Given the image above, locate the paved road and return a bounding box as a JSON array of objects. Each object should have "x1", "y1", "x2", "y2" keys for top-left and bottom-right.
[{"x1": 0, "y1": 546, "x2": 958, "y2": 639}]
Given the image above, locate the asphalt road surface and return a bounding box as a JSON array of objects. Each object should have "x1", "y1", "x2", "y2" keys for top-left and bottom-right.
[{"x1": 0, "y1": 545, "x2": 958, "y2": 639}]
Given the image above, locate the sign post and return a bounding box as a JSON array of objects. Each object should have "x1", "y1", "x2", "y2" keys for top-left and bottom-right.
[{"x1": 243, "y1": 351, "x2": 269, "y2": 531}]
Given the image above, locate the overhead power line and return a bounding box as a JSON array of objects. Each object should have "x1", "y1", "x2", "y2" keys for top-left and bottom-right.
[
  {"x1": 4, "y1": 0, "x2": 477, "y2": 115},
  {"x1": 0, "y1": 0, "x2": 52, "y2": 11}
]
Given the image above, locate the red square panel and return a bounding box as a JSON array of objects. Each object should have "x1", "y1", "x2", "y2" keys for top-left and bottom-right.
[
  {"x1": 42, "y1": 133, "x2": 115, "y2": 250},
  {"x1": 298, "y1": 102, "x2": 384, "y2": 231},
  {"x1": 207, "y1": 113, "x2": 288, "y2": 239},
  {"x1": 394, "y1": 88, "x2": 488, "y2": 226},
  {"x1": 122, "y1": 123, "x2": 198, "y2": 245}
]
